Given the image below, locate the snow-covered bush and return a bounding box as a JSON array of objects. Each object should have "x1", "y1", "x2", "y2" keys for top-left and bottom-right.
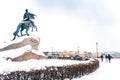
[{"x1": 0, "y1": 59, "x2": 99, "y2": 80}]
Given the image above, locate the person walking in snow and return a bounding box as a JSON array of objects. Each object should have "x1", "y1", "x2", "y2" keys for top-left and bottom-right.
[
  {"x1": 105, "y1": 54, "x2": 108, "y2": 62},
  {"x1": 108, "y1": 54, "x2": 112, "y2": 63},
  {"x1": 100, "y1": 54, "x2": 104, "y2": 62}
]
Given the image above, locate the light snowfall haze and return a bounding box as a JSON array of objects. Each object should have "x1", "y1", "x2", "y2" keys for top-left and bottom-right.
[{"x1": 0, "y1": 0, "x2": 120, "y2": 52}]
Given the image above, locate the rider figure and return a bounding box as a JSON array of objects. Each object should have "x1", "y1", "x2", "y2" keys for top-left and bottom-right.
[{"x1": 23, "y1": 9, "x2": 36, "y2": 27}]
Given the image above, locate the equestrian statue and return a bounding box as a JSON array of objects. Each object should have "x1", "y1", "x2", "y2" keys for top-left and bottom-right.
[{"x1": 12, "y1": 9, "x2": 37, "y2": 41}]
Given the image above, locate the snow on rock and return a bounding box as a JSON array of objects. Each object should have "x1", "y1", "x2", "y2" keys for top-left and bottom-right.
[
  {"x1": 0, "y1": 45, "x2": 31, "y2": 59},
  {"x1": 8, "y1": 50, "x2": 47, "y2": 62},
  {"x1": 0, "y1": 36, "x2": 40, "y2": 51},
  {"x1": 0, "y1": 36, "x2": 44, "y2": 60}
]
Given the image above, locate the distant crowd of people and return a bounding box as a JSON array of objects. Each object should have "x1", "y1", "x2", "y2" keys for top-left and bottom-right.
[{"x1": 100, "y1": 54, "x2": 113, "y2": 63}]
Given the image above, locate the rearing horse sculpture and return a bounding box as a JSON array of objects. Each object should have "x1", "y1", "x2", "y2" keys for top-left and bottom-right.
[{"x1": 12, "y1": 13, "x2": 37, "y2": 41}]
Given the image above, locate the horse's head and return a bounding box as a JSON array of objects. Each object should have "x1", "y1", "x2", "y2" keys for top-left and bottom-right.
[{"x1": 29, "y1": 13, "x2": 37, "y2": 19}]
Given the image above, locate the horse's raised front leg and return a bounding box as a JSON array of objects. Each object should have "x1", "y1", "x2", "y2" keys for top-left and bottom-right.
[
  {"x1": 35, "y1": 26, "x2": 37, "y2": 31},
  {"x1": 32, "y1": 25, "x2": 37, "y2": 32}
]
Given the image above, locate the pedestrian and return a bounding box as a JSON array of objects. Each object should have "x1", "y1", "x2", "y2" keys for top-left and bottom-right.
[
  {"x1": 108, "y1": 54, "x2": 113, "y2": 63},
  {"x1": 100, "y1": 54, "x2": 104, "y2": 62},
  {"x1": 105, "y1": 54, "x2": 108, "y2": 62}
]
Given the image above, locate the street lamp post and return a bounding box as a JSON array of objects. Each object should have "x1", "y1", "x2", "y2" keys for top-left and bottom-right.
[
  {"x1": 78, "y1": 46, "x2": 79, "y2": 55},
  {"x1": 96, "y1": 42, "x2": 98, "y2": 58}
]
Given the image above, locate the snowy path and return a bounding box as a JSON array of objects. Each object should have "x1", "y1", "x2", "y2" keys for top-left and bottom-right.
[{"x1": 73, "y1": 59, "x2": 120, "y2": 80}]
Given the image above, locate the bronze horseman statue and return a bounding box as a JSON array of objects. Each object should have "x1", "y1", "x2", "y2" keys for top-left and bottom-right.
[{"x1": 12, "y1": 9, "x2": 37, "y2": 40}]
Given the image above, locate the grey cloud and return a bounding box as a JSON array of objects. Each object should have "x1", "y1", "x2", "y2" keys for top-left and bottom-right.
[{"x1": 38, "y1": 0, "x2": 113, "y2": 26}]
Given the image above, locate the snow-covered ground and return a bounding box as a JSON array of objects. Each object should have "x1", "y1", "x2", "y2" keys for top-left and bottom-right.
[
  {"x1": 0, "y1": 37, "x2": 120, "y2": 80},
  {"x1": 72, "y1": 59, "x2": 120, "y2": 80},
  {"x1": 1, "y1": 42, "x2": 120, "y2": 80},
  {"x1": 0, "y1": 41, "x2": 94, "y2": 75}
]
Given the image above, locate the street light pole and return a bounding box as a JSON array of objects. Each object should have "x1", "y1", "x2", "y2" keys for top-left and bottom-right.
[
  {"x1": 96, "y1": 42, "x2": 98, "y2": 58},
  {"x1": 77, "y1": 46, "x2": 79, "y2": 55}
]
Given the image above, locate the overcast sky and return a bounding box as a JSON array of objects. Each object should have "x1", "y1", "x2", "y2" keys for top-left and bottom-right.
[{"x1": 0, "y1": 0, "x2": 120, "y2": 52}]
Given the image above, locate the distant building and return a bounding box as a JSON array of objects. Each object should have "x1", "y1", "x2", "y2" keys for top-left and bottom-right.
[
  {"x1": 43, "y1": 50, "x2": 94, "y2": 59},
  {"x1": 46, "y1": 52, "x2": 59, "y2": 59}
]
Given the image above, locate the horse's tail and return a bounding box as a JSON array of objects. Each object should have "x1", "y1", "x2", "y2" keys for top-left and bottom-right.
[
  {"x1": 12, "y1": 22, "x2": 23, "y2": 41},
  {"x1": 16, "y1": 22, "x2": 23, "y2": 32}
]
